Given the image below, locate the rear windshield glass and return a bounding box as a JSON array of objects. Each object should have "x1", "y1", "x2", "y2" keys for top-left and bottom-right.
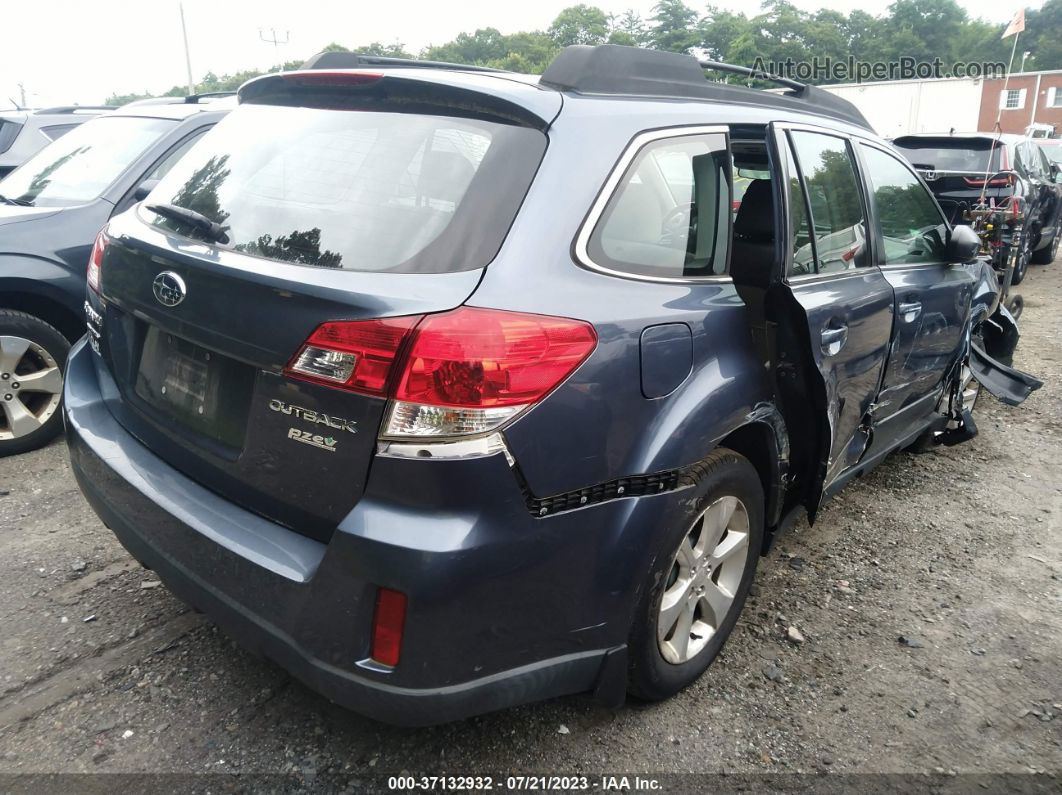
[
  {"x1": 0, "y1": 116, "x2": 173, "y2": 206},
  {"x1": 143, "y1": 104, "x2": 547, "y2": 274},
  {"x1": 892, "y1": 139, "x2": 1003, "y2": 173}
]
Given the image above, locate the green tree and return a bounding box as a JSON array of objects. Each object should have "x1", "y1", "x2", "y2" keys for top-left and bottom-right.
[
  {"x1": 548, "y1": 4, "x2": 610, "y2": 46},
  {"x1": 353, "y1": 42, "x2": 414, "y2": 58},
  {"x1": 610, "y1": 9, "x2": 650, "y2": 46},
  {"x1": 648, "y1": 0, "x2": 699, "y2": 53},
  {"x1": 1025, "y1": 0, "x2": 1062, "y2": 71}
]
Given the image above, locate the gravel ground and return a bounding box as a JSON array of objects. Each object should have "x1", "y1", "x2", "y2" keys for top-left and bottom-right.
[{"x1": 0, "y1": 259, "x2": 1059, "y2": 792}]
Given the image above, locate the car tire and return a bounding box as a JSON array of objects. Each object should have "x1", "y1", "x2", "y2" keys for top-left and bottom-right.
[
  {"x1": 1010, "y1": 235, "x2": 1032, "y2": 285},
  {"x1": 627, "y1": 448, "x2": 763, "y2": 702},
  {"x1": 1030, "y1": 227, "x2": 1060, "y2": 265},
  {"x1": 0, "y1": 310, "x2": 69, "y2": 457}
]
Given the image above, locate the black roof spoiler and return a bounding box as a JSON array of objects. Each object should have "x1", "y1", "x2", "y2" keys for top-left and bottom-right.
[{"x1": 540, "y1": 45, "x2": 872, "y2": 132}]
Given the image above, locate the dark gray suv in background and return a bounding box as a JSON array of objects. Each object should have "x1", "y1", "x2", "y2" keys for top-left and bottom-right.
[{"x1": 64, "y1": 45, "x2": 1039, "y2": 725}]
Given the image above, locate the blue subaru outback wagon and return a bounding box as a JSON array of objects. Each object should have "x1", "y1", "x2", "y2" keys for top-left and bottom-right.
[{"x1": 64, "y1": 45, "x2": 1039, "y2": 725}]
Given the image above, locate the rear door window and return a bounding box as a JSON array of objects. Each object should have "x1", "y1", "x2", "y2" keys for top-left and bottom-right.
[
  {"x1": 787, "y1": 131, "x2": 868, "y2": 274},
  {"x1": 585, "y1": 131, "x2": 731, "y2": 279},
  {"x1": 143, "y1": 104, "x2": 546, "y2": 274},
  {"x1": 859, "y1": 144, "x2": 947, "y2": 266}
]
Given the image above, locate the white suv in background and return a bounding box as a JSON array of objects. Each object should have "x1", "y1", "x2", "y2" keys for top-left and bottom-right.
[{"x1": 0, "y1": 105, "x2": 114, "y2": 178}]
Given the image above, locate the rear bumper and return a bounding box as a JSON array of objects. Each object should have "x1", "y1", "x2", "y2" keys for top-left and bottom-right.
[{"x1": 63, "y1": 339, "x2": 641, "y2": 725}]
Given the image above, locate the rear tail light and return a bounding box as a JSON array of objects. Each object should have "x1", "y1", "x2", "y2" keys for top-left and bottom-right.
[
  {"x1": 287, "y1": 316, "x2": 420, "y2": 395},
  {"x1": 371, "y1": 588, "x2": 407, "y2": 667},
  {"x1": 963, "y1": 175, "x2": 1012, "y2": 187},
  {"x1": 87, "y1": 229, "x2": 108, "y2": 292},
  {"x1": 287, "y1": 307, "x2": 598, "y2": 439}
]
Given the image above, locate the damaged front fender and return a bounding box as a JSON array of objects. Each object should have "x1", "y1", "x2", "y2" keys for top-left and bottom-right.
[{"x1": 970, "y1": 342, "x2": 1043, "y2": 406}]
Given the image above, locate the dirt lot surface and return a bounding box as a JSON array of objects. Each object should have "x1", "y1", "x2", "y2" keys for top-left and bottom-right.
[{"x1": 0, "y1": 260, "x2": 1059, "y2": 792}]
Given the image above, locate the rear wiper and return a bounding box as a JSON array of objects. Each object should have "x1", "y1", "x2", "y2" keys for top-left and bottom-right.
[
  {"x1": 0, "y1": 193, "x2": 33, "y2": 207},
  {"x1": 146, "y1": 202, "x2": 230, "y2": 245}
]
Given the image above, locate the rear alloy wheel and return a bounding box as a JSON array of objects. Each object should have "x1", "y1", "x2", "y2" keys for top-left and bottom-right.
[
  {"x1": 656, "y1": 496, "x2": 751, "y2": 664},
  {"x1": 628, "y1": 449, "x2": 763, "y2": 701},
  {"x1": 0, "y1": 311, "x2": 69, "y2": 456}
]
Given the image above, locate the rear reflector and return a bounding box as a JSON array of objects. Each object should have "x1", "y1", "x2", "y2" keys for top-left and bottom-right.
[
  {"x1": 288, "y1": 307, "x2": 597, "y2": 439},
  {"x1": 87, "y1": 229, "x2": 108, "y2": 292},
  {"x1": 371, "y1": 588, "x2": 407, "y2": 667}
]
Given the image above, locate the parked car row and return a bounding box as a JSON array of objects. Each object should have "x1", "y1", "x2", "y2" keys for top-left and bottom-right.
[
  {"x1": 0, "y1": 94, "x2": 233, "y2": 454},
  {"x1": 892, "y1": 131, "x2": 1062, "y2": 285},
  {"x1": 1, "y1": 45, "x2": 1044, "y2": 726}
]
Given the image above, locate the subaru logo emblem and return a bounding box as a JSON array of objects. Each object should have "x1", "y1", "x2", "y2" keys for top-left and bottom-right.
[{"x1": 152, "y1": 271, "x2": 186, "y2": 307}]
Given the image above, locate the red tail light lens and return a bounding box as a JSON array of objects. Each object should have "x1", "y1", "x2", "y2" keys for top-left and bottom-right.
[
  {"x1": 87, "y1": 229, "x2": 108, "y2": 292},
  {"x1": 395, "y1": 308, "x2": 598, "y2": 409},
  {"x1": 287, "y1": 307, "x2": 597, "y2": 439},
  {"x1": 286, "y1": 316, "x2": 421, "y2": 396},
  {"x1": 963, "y1": 176, "x2": 1012, "y2": 187},
  {"x1": 371, "y1": 588, "x2": 407, "y2": 667}
]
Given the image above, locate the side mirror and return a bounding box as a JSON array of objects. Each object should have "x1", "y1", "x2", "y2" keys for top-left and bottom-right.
[
  {"x1": 133, "y1": 178, "x2": 160, "y2": 202},
  {"x1": 945, "y1": 224, "x2": 980, "y2": 264},
  {"x1": 1051, "y1": 163, "x2": 1062, "y2": 183}
]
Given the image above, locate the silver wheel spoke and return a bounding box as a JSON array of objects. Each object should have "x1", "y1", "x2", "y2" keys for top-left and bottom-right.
[
  {"x1": 709, "y1": 530, "x2": 748, "y2": 569},
  {"x1": 0, "y1": 336, "x2": 30, "y2": 374},
  {"x1": 676, "y1": 536, "x2": 696, "y2": 568},
  {"x1": 16, "y1": 365, "x2": 62, "y2": 395},
  {"x1": 3, "y1": 398, "x2": 42, "y2": 437},
  {"x1": 699, "y1": 580, "x2": 734, "y2": 628},
  {"x1": 658, "y1": 578, "x2": 692, "y2": 641},
  {"x1": 698, "y1": 496, "x2": 735, "y2": 556},
  {"x1": 665, "y1": 601, "x2": 696, "y2": 660}
]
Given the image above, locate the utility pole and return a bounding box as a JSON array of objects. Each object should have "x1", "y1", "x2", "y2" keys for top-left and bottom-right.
[
  {"x1": 17, "y1": 83, "x2": 26, "y2": 109},
  {"x1": 258, "y1": 28, "x2": 290, "y2": 48},
  {"x1": 179, "y1": 2, "x2": 195, "y2": 96}
]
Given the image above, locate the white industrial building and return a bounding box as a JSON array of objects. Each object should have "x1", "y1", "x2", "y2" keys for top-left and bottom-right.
[{"x1": 819, "y1": 77, "x2": 984, "y2": 138}]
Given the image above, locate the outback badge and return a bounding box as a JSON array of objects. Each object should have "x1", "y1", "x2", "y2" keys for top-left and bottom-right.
[{"x1": 269, "y1": 399, "x2": 357, "y2": 433}]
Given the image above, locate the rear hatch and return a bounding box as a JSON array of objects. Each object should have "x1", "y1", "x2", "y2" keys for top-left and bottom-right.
[
  {"x1": 93, "y1": 70, "x2": 552, "y2": 541},
  {"x1": 892, "y1": 136, "x2": 1012, "y2": 223}
]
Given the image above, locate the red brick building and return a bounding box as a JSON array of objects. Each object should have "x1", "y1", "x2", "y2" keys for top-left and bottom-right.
[{"x1": 977, "y1": 71, "x2": 1062, "y2": 134}]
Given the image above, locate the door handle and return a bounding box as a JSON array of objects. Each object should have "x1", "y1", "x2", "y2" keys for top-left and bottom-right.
[
  {"x1": 898, "y1": 301, "x2": 922, "y2": 320},
  {"x1": 820, "y1": 324, "x2": 848, "y2": 356}
]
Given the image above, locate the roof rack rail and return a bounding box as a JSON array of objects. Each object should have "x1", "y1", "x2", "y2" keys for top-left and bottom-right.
[
  {"x1": 300, "y1": 51, "x2": 505, "y2": 74},
  {"x1": 184, "y1": 91, "x2": 237, "y2": 104},
  {"x1": 696, "y1": 59, "x2": 804, "y2": 92},
  {"x1": 35, "y1": 105, "x2": 116, "y2": 114},
  {"x1": 540, "y1": 45, "x2": 872, "y2": 132}
]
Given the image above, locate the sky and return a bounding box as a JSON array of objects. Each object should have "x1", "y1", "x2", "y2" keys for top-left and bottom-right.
[{"x1": 1, "y1": 0, "x2": 1038, "y2": 109}]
